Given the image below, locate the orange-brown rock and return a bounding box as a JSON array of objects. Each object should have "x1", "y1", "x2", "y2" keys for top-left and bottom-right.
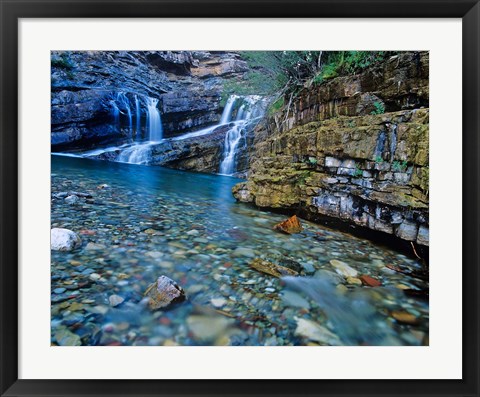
[
  {"x1": 250, "y1": 258, "x2": 298, "y2": 278},
  {"x1": 391, "y1": 311, "x2": 419, "y2": 325},
  {"x1": 359, "y1": 275, "x2": 382, "y2": 287},
  {"x1": 273, "y1": 215, "x2": 303, "y2": 234}
]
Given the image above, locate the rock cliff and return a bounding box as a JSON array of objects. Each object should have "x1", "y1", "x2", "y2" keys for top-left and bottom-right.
[
  {"x1": 233, "y1": 52, "x2": 429, "y2": 252},
  {"x1": 51, "y1": 51, "x2": 248, "y2": 150}
]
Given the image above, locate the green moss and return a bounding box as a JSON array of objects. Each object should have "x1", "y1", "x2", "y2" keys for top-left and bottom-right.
[{"x1": 268, "y1": 97, "x2": 284, "y2": 115}]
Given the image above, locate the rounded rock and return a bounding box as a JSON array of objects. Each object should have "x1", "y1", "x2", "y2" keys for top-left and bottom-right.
[{"x1": 51, "y1": 228, "x2": 82, "y2": 251}]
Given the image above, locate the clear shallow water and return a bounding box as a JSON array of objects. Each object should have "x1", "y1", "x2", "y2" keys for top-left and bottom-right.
[{"x1": 51, "y1": 155, "x2": 429, "y2": 346}]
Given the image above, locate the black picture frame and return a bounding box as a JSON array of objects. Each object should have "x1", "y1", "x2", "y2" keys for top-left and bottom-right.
[{"x1": 1, "y1": 0, "x2": 478, "y2": 396}]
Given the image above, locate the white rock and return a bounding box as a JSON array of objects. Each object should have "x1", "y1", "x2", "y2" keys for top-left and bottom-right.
[
  {"x1": 294, "y1": 317, "x2": 341, "y2": 345},
  {"x1": 210, "y1": 297, "x2": 227, "y2": 308},
  {"x1": 85, "y1": 242, "x2": 106, "y2": 250},
  {"x1": 330, "y1": 259, "x2": 358, "y2": 278},
  {"x1": 89, "y1": 273, "x2": 101, "y2": 281},
  {"x1": 187, "y1": 315, "x2": 233, "y2": 341},
  {"x1": 109, "y1": 295, "x2": 124, "y2": 307},
  {"x1": 51, "y1": 228, "x2": 82, "y2": 251},
  {"x1": 232, "y1": 247, "x2": 256, "y2": 258},
  {"x1": 64, "y1": 195, "x2": 79, "y2": 205}
]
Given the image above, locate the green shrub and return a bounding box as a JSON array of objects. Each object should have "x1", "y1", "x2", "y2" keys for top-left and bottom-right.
[
  {"x1": 307, "y1": 157, "x2": 318, "y2": 166},
  {"x1": 392, "y1": 160, "x2": 408, "y2": 172},
  {"x1": 267, "y1": 96, "x2": 285, "y2": 115},
  {"x1": 353, "y1": 164, "x2": 363, "y2": 177},
  {"x1": 370, "y1": 101, "x2": 385, "y2": 115}
]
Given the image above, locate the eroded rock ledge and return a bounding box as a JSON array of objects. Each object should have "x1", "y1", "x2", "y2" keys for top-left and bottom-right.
[{"x1": 233, "y1": 109, "x2": 429, "y2": 250}]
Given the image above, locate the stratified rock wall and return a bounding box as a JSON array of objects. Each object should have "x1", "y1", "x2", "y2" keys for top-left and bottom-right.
[
  {"x1": 51, "y1": 51, "x2": 248, "y2": 149},
  {"x1": 233, "y1": 52, "x2": 429, "y2": 248}
]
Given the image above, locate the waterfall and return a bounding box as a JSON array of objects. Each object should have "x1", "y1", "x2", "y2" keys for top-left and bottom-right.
[
  {"x1": 389, "y1": 124, "x2": 397, "y2": 161},
  {"x1": 135, "y1": 95, "x2": 141, "y2": 140},
  {"x1": 146, "y1": 97, "x2": 163, "y2": 142},
  {"x1": 219, "y1": 95, "x2": 266, "y2": 176},
  {"x1": 220, "y1": 95, "x2": 237, "y2": 124},
  {"x1": 235, "y1": 104, "x2": 245, "y2": 121},
  {"x1": 117, "y1": 143, "x2": 153, "y2": 165},
  {"x1": 219, "y1": 125, "x2": 242, "y2": 175},
  {"x1": 70, "y1": 92, "x2": 266, "y2": 170}
]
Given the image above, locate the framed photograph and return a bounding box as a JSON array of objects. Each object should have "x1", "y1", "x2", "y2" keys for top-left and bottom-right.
[{"x1": 1, "y1": 0, "x2": 478, "y2": 396}]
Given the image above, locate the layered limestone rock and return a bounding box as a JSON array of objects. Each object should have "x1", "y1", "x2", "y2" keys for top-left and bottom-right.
[
  {"x1": 233, "y1": 105, "x2": 429, "y2": 247},
  {"x1": 273, "y1": 52, "x2": 429, "y2": 132},
  {"x1": 233, "y1": 52, "x2": 429, "y2": 248},
  {"x1": 51, "y1": 51, "x2": 248, "y2": 150}
]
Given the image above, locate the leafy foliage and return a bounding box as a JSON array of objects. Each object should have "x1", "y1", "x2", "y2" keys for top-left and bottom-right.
[
  {"x1": 353, "y1": 164, "x2": 363, "y2": 177},
  {"x1": 307, "y1": 157, "x2": 318, "y2": 166},
  {"x1": 370, "y1": 101, "x2": 386, "y2": 115},
  {"x1": 392, "y1": 160, "x2": 408, "y2": 172}
]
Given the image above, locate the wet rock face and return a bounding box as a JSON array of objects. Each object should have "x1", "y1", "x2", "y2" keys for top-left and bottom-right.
[
  {"x1": 51, "y1": 51, "x2": 248, "y2": 150},
  {"x1": 92, "y1": 124, "x2": 232, "y2": 174},
  {"x1": 233, "y1": 109, "x2": 429, "y2": 247},
  {"x1": 233, "y1": 53, "x2": 429, "y2": 248}
]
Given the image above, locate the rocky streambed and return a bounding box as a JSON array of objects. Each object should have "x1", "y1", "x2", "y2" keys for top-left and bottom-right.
[{"x1": 51, "y1": 155, "x2": 428, "y2": 346}]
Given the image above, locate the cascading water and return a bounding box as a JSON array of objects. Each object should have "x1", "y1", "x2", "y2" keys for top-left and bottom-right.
[
  {"x1": 389, "y1": 123, "x2": 397, "y2": 161},
  {"x1": 135, "y1": 95, "x2": 141, "y2": 140},
  {"x1": 235, "y1": 104, "x2": 245, "y2": 121},
  {"x1": 146, "y1": 97, "x2": 163, "y2": 141},
  {"x1": 219, "y1": 95, "x2": 267, "y2": 176},
  {"x1": 57, "y1": 93, "x2": 267, "y2": 170},
  {"x1": 220, "y1": 95, "x2": 237, "y2": 124},
  {"x1": 117, "y1": 143, "x2": 154, "y2": 165},
  {"x1": 219, "y1": 125, "x2": 242, "y2": 175}
]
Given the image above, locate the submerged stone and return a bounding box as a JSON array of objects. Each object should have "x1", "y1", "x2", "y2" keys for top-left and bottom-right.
[
  {"x1": 65, "y1": 195, "x2": 79, "y2": 205},
  {"x1": 273, "y1": 215, "x2": 303, "y2": 234},
  {"x1": 249, "y1": 258, "x2": 299, "y2": 278},
  {"x1": 329, "y1": 259, "x2": 358, "y2": 278},
  {"x1": 294, "y1": 317, "x2": 341, "y2": 346},
  {"x1": 144, "y1": 275, "x2": 186, "y2": 311},
  {"x1": 391, "y1": 311, "x2": 419, "y2": 325},
  {"x1": 54, "y1": 328, "x2": 82, "y2": 346},
  {"x1": 360, "y1": 275, "x2": 382, "y2": 287},
  {"x1": 186, "y1": 314, "x2": 233, "y2": 341},
  {"x1": 108, "y1": 295, "x2": 125, "y2": 307}
]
